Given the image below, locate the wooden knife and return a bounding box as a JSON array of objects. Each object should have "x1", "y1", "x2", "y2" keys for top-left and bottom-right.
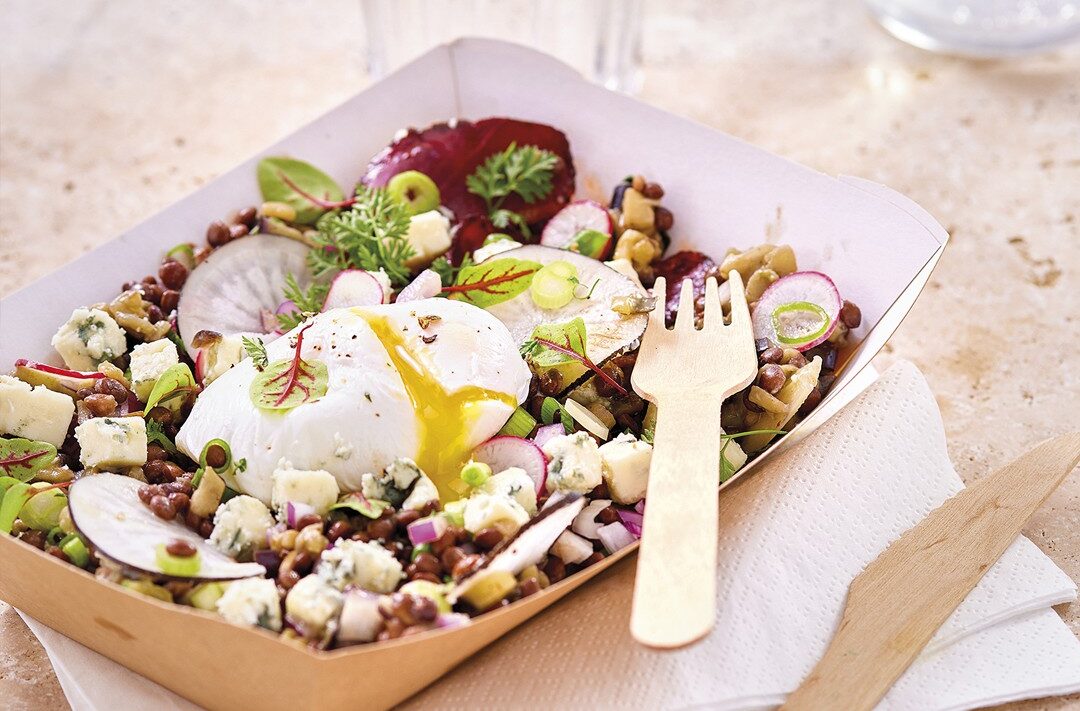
[{"x1": 782, "y1": 432, "x2": 1080, "y2": 711}]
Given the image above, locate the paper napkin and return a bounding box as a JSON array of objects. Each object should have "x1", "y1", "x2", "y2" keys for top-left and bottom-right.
[{"x1": 19, "y1": 361, "x2": 1080, "y2": 710}]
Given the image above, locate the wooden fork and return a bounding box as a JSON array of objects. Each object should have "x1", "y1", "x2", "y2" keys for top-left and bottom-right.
[{"x1": 629, "y1": 271, "x2": 758, "y2": 648}]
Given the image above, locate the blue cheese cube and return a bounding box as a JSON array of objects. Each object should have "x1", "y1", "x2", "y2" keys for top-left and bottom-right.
[
  {"x1": 360, "y1": 457, "x2": 428, "y2": 508},
  {"x1": 216, "y1": 577, "x2": 282, "y2": 632},
  {"x1": 598, "y1": 433, "x2": 653, "y2": 504},
  {"x1": 401, "y1": 473, "x2": 439, "y2": 511},
  {"x1": 74, "y1": 416, "x2": 147, "y2": 469},
  {"x1": 0, "y1": 375, "x2": 75, "y2": 447},
  {"x1": 270, "y1": 461, "x2": 340, "y2": 520},
  {"x1": 129, "y1": 339, "x2": 179, "y2": 402},
  {"x1": 481, "y1": 467, "x2": 538, "y2": 515},
  {"x1": 541, "y1": 431, "x2": 603, "y2": 495},
  {"x1": 403, "y1": 210, "x2": 451, "y2": 268},
  {"x1": 463, "y1": 493, "x2": 529, "y2": 537},
  {"x1": 285, "y1": 574, "x2": 343, "y2": 636},
  {"x1": 51, "y1": 308, "x2": 128, "y2": 371},
  {"x1": 316, "y1": 538, "x2": 404, "y2": 593},
  {"x1": 209, "y1": 495, "x2": 275, "y2": 559}
]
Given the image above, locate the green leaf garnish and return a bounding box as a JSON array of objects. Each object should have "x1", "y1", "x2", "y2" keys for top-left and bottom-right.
[
  {"x1": 275, "y1": 274, "x2": 328, "y2": 332},
  {"x1": 430, "y1": 254, "x2": 473, "y2": 287},
  {"x1": 144, "y1": 363, "x2": 197, "y2": 412},
  {"x1": 466, "y1": 143, "x2": 558, "y2": 213},
  {"x1": 330, "y1": 492, "x2": 390, "y2": 519},
  {"x1": 539, "y1": 397, "x2": 574, "y2": 432},
  {"x1": 249, "y1": 324, "x2": 328, "y2": 411},
  {"x1": 242, "y1": 336, "x2": 270, "y2": 370},
  {"x1": 307, "y1": 186, "x2": 415, "y2": 286},
  {"x1": 520, "y1": 318, "x2": 627, "y2": 396},
  {"x1": 441, "y1": 257, "x2": 542, "y2": 308},
  {"x1": 145, "y1": 420, "x2": 178, "y2": 456},
  {"x1": 0, "y1": 438, "x2": 57, "y2": 483},
  {"x1": 257, "y1": 156, "x2": 345, "y2": 225}
]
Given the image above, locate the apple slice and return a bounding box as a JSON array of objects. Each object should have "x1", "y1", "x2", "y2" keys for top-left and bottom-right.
[
  {"x1": 68, "y1": 473, "x2": 265, "y2": 581},
  {"x1": 176, "y1": 235, "x2": 313, "y2": 353},
  {"x1": 13, "y1": 359, "x2": 105, "y2": 395}
]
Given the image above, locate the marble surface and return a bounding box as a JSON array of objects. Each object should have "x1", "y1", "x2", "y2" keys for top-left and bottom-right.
[{"x1": 0, "y1": 1, "x2": 1077, "y2": 709}]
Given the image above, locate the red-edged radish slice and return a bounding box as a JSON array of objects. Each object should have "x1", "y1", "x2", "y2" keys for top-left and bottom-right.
[
  {"x1": 13, "y1": 359, "x2": 104, "y2": 395},
  {"x1": 471, "y1": 436, "x2": 547, "y2": 495},
  {"x1": 751, "y1": 271, "x2": 842, "y2": 352},
  {"x1": 396, "y1": 269, "x2": 442, "y2": 303},
  {"x1": 322, "y1": 270, "x2": 386, "y2": 310},
  {"x1": 541, "y1": 200, "x2": 612, "y2": 250},
  {"x1": 177, "y1": 235, "x2": 312, "y2": 353},
  {"x1": 68, "y1": 473, "x2": 265, "y2": 581}
]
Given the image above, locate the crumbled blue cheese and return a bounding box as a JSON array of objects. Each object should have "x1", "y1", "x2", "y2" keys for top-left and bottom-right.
[
  {"x1": 74, "y1": 416, "x2": 147, "y2": 469},
  {"x1": 51, "y1": 308, "x2": 128, "y2": 371},
  {"x1": 201, "y1": 334, "x2": 245, "y2": 385},
  {"x1": 541, "y1": 431, "x2": 603, "y2": 494},
  {"x1": 360, "y1": 457, "x2": 425, "y2": 508},
  {"x1": 209, "y1": 495, "x2": 274, "y2": 559},
  {"x1": 401, "y1": 473, "x2": 439, "y2": 511},
  {"x1": 270, "y1": 460, "x2": 340, "y2": 520},
  {"x1": 316, "y1": 538, "x2": 404, "y2": 593},
  {"x1": 403, "y1": 211, "x2": 452, "y2": 268},
  {"x1": 481, "y1": 467, "x2": 537, "y2": 515},
  {"x1": 129, "y1": 338, "x2": 179, "y2": 401},
  {"x1": 598, "y1": 433, "x2": 653, "y2": 504},
  {"x1": 215, "y1": 577, "x2": 282, "y2": 632},
  {"x1": 0, "y1": 375, "x2": 75, "y2": 447},
  {"x1": 285, "y1": 575, "x2": 343, "y2": 636},
  {"x1": 463, "y1": 493, "x2": 529, "y2": 537}
]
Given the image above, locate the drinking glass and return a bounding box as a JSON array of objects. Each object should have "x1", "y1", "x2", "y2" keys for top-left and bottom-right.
[
  {"x1": 360, "y1": 0, "x2": 643, "y2": 93},
  {"x1": 866, "y1": 0, "x2": 1080, "y2": 56}
]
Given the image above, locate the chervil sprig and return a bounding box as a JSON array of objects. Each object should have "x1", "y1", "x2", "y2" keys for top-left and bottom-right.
[
  {"x1": 276, "y1": 273, "x2": 328, "y2": 331},
  {"x1": 466, "y1": 143, "x2": 558, "y2": 215},
  {"x1": 242, "y1": 336, "x2": 269, "y2": 370}
]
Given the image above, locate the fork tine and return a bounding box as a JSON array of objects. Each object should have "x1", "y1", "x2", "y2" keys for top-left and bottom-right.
[
  {"x1": 727, "y1": 270, "x2": 751, "y2": 330},
  {"x1": 648, "y1": 277, "x2": 668, "y2": 331},
  {"x1": 702, "y1": 277, "x2": 720, "y2": 329},
  {"x1": 673, "y1": 278, "x2": 696, "y2": 331}
]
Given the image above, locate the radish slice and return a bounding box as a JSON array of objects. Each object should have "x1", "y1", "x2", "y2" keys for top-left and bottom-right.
[
  {"x1": 540, "y1": 200, "x2": 613, "y2": 258},
  {"x1": 532, "y1": 423, "x2": 565, "y2": 449},
  {"x1": 322, "y1": 270, "x2": 385, "y2": 310},
  {"x1": 751, "y1": 271, "x2": 841, "y2": 352},
  {"x1": 597, "y1": 521, "x2": 635, "y2": 554},
  {"x1": 471, "y1": 436, "x2": 547, "y2": 495},
  {"x1": 396, "y1": 269, "x2": 442, "y2": 303},
  {"x1": 177, "y1": 235, "x2": 313, "y2": 353},
  {"x1": 68, "y1": 473, "x2": 265, "y2": 580},
  {"x1": 571, "y1": 498, "x2": 612, "y2": 540}
]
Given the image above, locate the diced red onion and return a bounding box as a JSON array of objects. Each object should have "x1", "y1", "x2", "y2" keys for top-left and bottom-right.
[
  {"x1": 532, "y1": 423, "x2": 565, "y2": 449},
  {"x1": 616, "y1": 509, "x2": 643, "y2": 538},
  {"x1": 396, "y1": 269, "x2": 442, "y2": 303},
  {"x1": 286, "y1": 501, "x2": 316, "y2": 529},
  {"x1": 596, "y1": 521, "x2": 635, "y2": 554},
  {"x1": 634, "y1": 499, "x2": 645, "y2": 515},
  {"x1": 435, "y1": 612, "x2": 471, "y2": 629},
  {"x1": 407, "y1": 515, "x2": 447, "y2": 546},
  {"x1": 571, "y1": 499, "x2": 612, "y2": 540},
  {"x1": 253, "y1": 548, "x2": 282, "y2": 573}
]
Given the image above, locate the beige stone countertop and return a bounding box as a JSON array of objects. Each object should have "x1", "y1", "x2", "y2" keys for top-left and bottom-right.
[{"x1": 1, "y1": 1, "x2": 1077, "y2": 709}]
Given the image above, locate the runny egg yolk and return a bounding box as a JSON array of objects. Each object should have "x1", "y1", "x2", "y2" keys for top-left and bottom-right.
[{"x1": 359, "y1": 313, "x2": 516, "y2": 502}]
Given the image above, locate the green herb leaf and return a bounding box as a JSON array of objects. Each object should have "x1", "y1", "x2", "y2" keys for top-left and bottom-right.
[
  {"x1": 257, "y1": 157, "x2": 344, "y2": 225},
  {"x1": 145, "y1": 420, "x2": 178, "y2": 456},
  {"x1": 442, "y1": 257, "x2": 542, "y2": 308},
  {"x1": 242, "y1": 336, "x2": 270, "y2": 370},
  {"x1": 144, "y1": 363, "x2": 197, "y2": 413},
  {"x1": 640, "y1": 428, "x2": 654, "y2": 445},
  {"x1": 466, "y1": 143, "x2": 558, "y2": 213},
  {"x1": 430, "y1": 254, "x2": 473, "y2": 287},
  {"x1": 307, "y1": 186, "x2": 415, "y2": 286},
  {"x1": 330, "y1": 492, "x2": 390, "y2": 519},
  {"x1": 249, "y1": 324, "x2": 328, "y2": 411},
  {"x1": 490, "y1": 208, "x2": 532, "y2": 239},
  {"x1": 235, "y1": 458, "x2": 248, "y2": 473},
  {"x1": 520, "y1": 318, "x2": 587, "y2": 368},
  {"x1": 0, "y1": 438, "x2": 57, "y2": 483},
  {"x1": 276, "y1": 274, "x2": 328, "y2": 331}
]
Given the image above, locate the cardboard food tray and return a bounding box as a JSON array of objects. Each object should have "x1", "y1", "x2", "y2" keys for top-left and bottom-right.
[{"x1": 0, "y1": 39, "x2": 947, "y2": 710}]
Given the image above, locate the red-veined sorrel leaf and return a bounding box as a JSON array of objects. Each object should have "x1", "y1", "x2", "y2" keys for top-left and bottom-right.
[
  {"x1": 144, "y1": 363, "x2": 197, "y2": 413},
  {"x1": 0, "y1": 438, "x2": 57, "y2": 483},
  {"x1": 250, "y1": 323, "x2": 329, "y2": 411},
  {"x1": 256, "y1": 156, "x2": 345, "y2": 225},
  {"x1": 442, "y1": 257, "x2": 542, "y2": 308},
  {"x1": 520, "y1": 317, "x2": 628, "y2": 396}
]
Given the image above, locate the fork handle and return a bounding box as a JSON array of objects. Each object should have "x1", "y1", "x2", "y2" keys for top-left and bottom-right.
[{"x1": 630, "y1": 395, "x2": 723, "y2": 648}]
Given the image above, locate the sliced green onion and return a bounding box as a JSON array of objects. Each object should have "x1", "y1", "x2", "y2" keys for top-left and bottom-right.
[
  {"x1": 442, "y1": 500, "x2": 466, "y2": 528},
  {"x1": 498, "y1": 407, "x2": 537, "y2": 438},
  {"x1": 46, "y1": 526, "x2": 66, "y2": 546},
  {"x1": 410, "y1": 543, "x2": 432, "y2": 561},
  {"x1": 19, "y1": 487, "x2": 67, "y2": 531},
  {"x1": 155, "y1": 544, "x2": 202, "y2": 577},
  {"x1": 165, "y1": 243, "x2": 196, "y2": 271},
  {"x1": 199, "y1": 439, "x2": 233, "y2": 474},
  {"x1": 191, "y1": 468, "x2": 205, "y2": 489},
  {"x1": 460, "y1": 461, "x2": 492, "y2": 488},
  {"x1": 60, "y1": 534, "x2": 90, "y2": 568},
  {"x1": 772, "y1": 301, "x2": 831, "y2": 346},
  {"x1": 545, "y1": 260, "x2": 577, "y2": 280}
]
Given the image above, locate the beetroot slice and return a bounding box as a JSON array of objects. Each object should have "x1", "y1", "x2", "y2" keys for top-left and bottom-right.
[
  {"x1": 652, "y1": 251, "x2": 720, "y2": 326},
  {"x1": 361, "y1": 117, "x2": 575, "y2": 233}
]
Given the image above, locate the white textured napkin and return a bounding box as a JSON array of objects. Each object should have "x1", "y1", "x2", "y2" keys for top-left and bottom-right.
[{"x1": 19, "y1": 361, "x2": 1080, "y2": 710}]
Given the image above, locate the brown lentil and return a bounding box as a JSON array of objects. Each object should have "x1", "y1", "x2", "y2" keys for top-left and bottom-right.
[
  {"x1": 141, "y1": 282, "x2": 163, "y2": 305},
  {"x1": 410, "y1": 572, "x2": 442, "y2": 585},
  {"x1": 839, "y1": 300, "x2": 862, "y2": 329},
  {"x1": 597, "y1": 506, "x2": 619, "y2": 525},
  {"x1": 798, "y1": 387, "x2": 823, "y2": 416},
  {"x1": 20, "y1": 530, "x2": 46, "y2": 550},
  {"x1": 138, "y1": 485, "x2": 154, "y2": 504},
  {"x1": 47, "y1": 547, "x2": 70, "y2": 563},
  {"x1": 228, "y1": 223, "x2": 249, "y2": 240},
  {"x1": 412, "y1": 552, "x2": 441, "y2": 575},
  {"x1": 760, "y1": 345, "x2": 784, "y2": 365},
  {"x1": 440, "y1": 545, "x2": 466, "y2": 571},
  {"x1": 165, "y1": 539, "x2": 197, "y2": 557},
  {"x1": 207, "y1": 220, "x2": 231, "y2": 247},
  {"x1": 641, "y1": 182, "x2": 664, "y2": 199},
  {"x1": 451, "y1": 554, "x2": 483, "y2": 580},
  {"x1": 149, "y1": 495, "x2": 177, "y2": 520},
  {"x1": 158, "y1": 261, "x2": 188, "y2": 290},
  {"x1": 581, "y1": 552, "x2": 605, "y2": 568},
  {"x1": 146, "y1": 443, "x2": 168, "y2": 462},
  {"x1": 159, "y1": 289, "x2": 180, "y2": 313},
  {"x1": 146, "y1": 303, "x2": 165, "y2": 323},
  {"x1": 236, "y1": 206, "x2": 258, "y2": 228},
  {"x1": 367, "y1": 517, "x2": 394, "y2": 540},
  {"x1": 518, "y1": 578, "x2": 541, "y2": 598},
  {"x1": 543, "y1": 556, "x2": 566, "y2": 583},
  {"x1": 473, "y1": 527, "x2": 504, "y2": 551},
  {"x1": 758, "y1": 364, "x2": 786, "y2": 394},
  {"x1": 394, "y1": 509, "x2": 421, "y2": 528},
  {"x1": 146, "y1": 406, "x2": 174, "y2": 425},
  {"x1": 83, "y1": 393, "x2": 117, "y2": 417},
  {"x1": 167, "y1": 492, "x2": 190, "y2": 512},
  {"x1": 654, "y1": 206, "x2": 675, "y2": 231},
  {"x1": 327, "y1": 520, "x2": 352, "y2": 543}
]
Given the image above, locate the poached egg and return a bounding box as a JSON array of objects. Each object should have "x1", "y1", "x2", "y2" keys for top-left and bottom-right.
[{"x1": 176, "y1": 299, "x2": 532, "y2": 503}]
